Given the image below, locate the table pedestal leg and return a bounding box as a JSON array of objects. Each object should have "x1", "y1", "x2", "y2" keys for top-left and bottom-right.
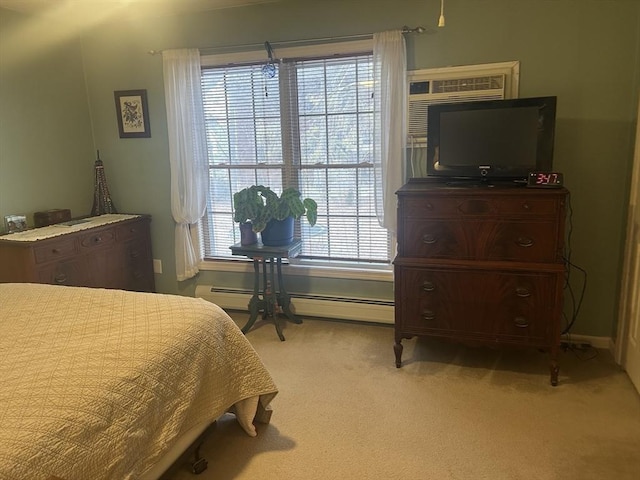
[
  {"x1": 268, "y1": 259, "x2": 286, "y2": 341},
  {"x1": 276, "y1": 258, "x2": 302, "y2": 325},
  {"x1": 241, "y1": 259, "x2": 263, "y2": 334}
]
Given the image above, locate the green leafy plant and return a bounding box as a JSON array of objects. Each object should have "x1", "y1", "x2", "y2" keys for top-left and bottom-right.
[
  {"x1": 232, "y1": 185, "x2": 264, "y2": 225},
  {"x1": 233, "y1": 185, "x2": 317, "y2": 233}
]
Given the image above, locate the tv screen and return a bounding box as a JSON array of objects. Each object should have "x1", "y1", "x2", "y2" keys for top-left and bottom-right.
[{"x1": 426, "y1": 96, "x2": 557, "y2": 182}]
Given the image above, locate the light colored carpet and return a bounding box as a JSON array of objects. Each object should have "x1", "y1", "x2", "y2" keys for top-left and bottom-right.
[{"x1": 167, "y1": 313, "x2": 640, "y2": 480}]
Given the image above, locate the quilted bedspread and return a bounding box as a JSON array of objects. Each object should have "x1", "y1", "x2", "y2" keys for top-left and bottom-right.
[{"x1": 0, "y1": 283, "x2": 278, "y2": 480}]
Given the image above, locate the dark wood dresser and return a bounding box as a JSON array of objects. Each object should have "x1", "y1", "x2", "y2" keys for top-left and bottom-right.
[
  {"x1": 394, "y1": 179, "x2": 568, "y2": 385},
  {"x1": 0, "y1": 214, "x2": 155, "y2": 292}
]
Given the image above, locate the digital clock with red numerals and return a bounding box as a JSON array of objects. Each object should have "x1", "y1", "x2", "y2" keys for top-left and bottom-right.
[{"x1": 527, "y1": 172, "x2": 564, "y2": 188}]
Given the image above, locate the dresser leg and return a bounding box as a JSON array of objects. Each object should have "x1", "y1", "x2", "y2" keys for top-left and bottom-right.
[
  {"x1": 394, "y1": 339, "x2": 403, "y2": 368},
  {"x1": 550, "y1": 359, "x2": 559, "y2": 386}
]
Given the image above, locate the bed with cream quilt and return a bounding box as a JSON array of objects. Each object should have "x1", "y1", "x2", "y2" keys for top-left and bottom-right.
[{"x1": 0, "y1": 283, "x2": 278, "y2": 480}]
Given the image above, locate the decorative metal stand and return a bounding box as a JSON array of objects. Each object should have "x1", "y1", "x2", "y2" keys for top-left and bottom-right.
[{"x1": 91, "y1": 150, "x2": 117, "y2": 216}]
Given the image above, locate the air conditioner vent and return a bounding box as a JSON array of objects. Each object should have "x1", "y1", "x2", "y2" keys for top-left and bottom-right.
[
  {"x1": 407, "y1": 67, "x2": 513, "y2": 146},
  {"x1": 432, "y1": 75, "x2": 504, "y2": 93},
  {"x1": 408, "y1": 100, "x2": 429, "y2": 143}
]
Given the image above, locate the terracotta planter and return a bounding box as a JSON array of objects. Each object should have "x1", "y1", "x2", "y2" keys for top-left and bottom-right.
[{"x1": 260, "y1": 217, "x2": 294, "y2": 246}]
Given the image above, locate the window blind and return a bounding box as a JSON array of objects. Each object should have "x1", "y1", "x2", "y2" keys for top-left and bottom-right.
[{"x1": 199, "y1": 53, "x2": 391, "y2": 264}]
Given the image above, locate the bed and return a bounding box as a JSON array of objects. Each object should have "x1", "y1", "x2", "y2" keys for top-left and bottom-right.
[{"x1": 0, "y1": 283, "x2": 278, "y2": 480}]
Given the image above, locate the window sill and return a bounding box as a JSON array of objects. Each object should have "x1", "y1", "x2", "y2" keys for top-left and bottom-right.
[{"x1": 198, "y1": 258, "x2": 393, "y2": 282}]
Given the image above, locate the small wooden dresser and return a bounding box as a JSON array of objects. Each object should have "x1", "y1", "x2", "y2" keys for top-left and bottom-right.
[
  {"x1": 394, "y1": 179, "x2": 568, "y2": 385},
  {"x1": 0, "y1": 214, "x2": 155, "y2": 292}
]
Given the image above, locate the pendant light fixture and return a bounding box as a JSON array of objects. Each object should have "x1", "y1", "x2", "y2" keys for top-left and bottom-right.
[{"x1": 438, "y1": 0, "x2": 446, "y2": 27}]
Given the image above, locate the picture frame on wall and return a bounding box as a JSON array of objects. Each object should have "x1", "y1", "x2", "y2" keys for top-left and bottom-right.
[{"x1": 114, "y1": 89, "x2": 151, "y2": 138}]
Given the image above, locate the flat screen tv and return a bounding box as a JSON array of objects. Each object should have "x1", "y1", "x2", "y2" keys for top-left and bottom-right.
[{"x1": 426, "y1": 96, "x2": 557, "y2": 183}]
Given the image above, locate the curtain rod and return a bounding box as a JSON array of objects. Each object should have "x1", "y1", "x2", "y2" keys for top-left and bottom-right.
[{"x1": 147, "y1": 25, "x2": 426, "y2": 56}]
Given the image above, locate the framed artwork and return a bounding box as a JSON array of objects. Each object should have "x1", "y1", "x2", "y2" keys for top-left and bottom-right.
[
  {"x1": 114, "y1": 89, "x2": 151, "y2": 138},
  {"x1": 4, "y1": 214, "x2": 27, "y2": 233}
]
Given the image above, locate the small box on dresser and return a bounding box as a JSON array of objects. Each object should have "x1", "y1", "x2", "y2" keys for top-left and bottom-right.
[
  {"x1": 394, "y1": 179, "x2": 568, "y2": 385},
  {"x1": 33, "y1": 209, "x2": 72, "y2": 227}
]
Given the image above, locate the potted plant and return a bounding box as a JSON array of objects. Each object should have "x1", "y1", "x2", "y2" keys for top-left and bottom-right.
[
  {"x1": 232, "y1": 186, "x2": 258, "y2": 245},
  {"x1": 233, "y1": 185, "x2": 317, "y2": 246}
]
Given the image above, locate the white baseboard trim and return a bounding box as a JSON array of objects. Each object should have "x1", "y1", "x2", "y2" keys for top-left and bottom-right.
[
  {"x1": 194, "y1": 286, "x2": 395, "y2": 325},
  {"x1": 560, "y1": 333, "x2": 612, "y2": 350}
]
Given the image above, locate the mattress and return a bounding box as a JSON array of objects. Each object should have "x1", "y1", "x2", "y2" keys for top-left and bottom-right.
[{"x1": 0, "y1": 283, "x2": 278, "y2": 480}]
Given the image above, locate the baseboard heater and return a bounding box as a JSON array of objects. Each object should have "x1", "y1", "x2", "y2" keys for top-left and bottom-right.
[{"x1": 194, "y1": 286, "x2": 395, "y2": 325}]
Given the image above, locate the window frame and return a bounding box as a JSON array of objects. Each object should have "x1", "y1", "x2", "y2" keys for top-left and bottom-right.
[{"x1": 198, "y1": 39, "x2": 393, "y2": 276}]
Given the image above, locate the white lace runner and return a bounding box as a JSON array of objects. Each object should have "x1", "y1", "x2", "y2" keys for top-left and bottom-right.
[{"x1": 2, "y1": 214, "x2": 140, "y2": 242}]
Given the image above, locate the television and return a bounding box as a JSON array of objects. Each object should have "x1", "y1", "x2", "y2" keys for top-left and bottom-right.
[{"x1": 426, "y1": 96, "x2": 557, "y2": 183}]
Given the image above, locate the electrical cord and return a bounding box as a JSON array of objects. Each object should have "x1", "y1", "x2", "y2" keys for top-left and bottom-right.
[
  {"x1": 561, "y1": 192, "x2": 587, "y2": 336},
  {"x1": 561, "y1": 257, "x2": 587, "y2": 335},
  {"x1": 560, "y1": 335, "x2": 599, "y2": 360},
  {"x1": 558, "y1": 192, "x2": 596, "y2": 360}
]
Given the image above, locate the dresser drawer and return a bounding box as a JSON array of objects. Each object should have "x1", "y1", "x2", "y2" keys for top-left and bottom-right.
[
  {"x1": 401, "y1": 220, "x2": 468, "y2": 258},
  {"x1": 37, "y1": 259, "x2": 90, "y2": 286},
  {"x1": 79, "y1": 228, "x2": 116, "y2": 250},
  {"x1": 397, "y1": 267, "x2": 469, "y2": 334},
  {"x1": 34, "y1": 238, "x2": 77, "y2": 264},
  {"x1": 402, "y1": 196, "x2": 467, "y2": 219},
  {"x1": 401, "y1": 219, "x2": 559, "y2": 262},
  {"x1": 397, "y1": 267, "x2": 555, "y2": 343},
  {"x1": 497, "y1": 197, "x2": 559, "y2": 216},
  {"x1": 402, "y1": 195, "x2": 561, "y2": 220},
  {"x1": 116, "y1": 222, "x2": 147, "y2": 242},
  {"x1": 123, "y1": 239, "x2": 153, "y2": 290},
  {"x1": 484, "y1": 220, "x2": 560, "y2": 262}
]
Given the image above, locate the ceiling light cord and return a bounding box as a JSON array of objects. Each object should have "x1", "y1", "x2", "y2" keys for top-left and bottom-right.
[{"x1": 438, "y1": 0, "x2": 446, "y2": 27}]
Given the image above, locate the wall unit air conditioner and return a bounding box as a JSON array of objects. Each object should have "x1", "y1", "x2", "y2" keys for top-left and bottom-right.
[{"x1": 407, "y1": 61, "x2": 520, "y2": 146}]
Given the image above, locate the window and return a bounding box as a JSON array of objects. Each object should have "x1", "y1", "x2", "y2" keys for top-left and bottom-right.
[{"x1": 199, "y1": 46, "x2": 391, "y2": 265}]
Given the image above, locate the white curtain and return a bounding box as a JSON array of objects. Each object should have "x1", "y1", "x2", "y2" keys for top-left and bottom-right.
[
  {"x1": 373, "y1": 30, "x2": 407, "y2": 234},
  {"x1": 162, "y1": 49, "x2": 209, "y2": 281}
]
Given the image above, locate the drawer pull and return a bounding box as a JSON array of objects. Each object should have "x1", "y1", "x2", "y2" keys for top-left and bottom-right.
[
  {"x1": 54, "y1": 273, "x2": 67, "y2": 284},
  {"x1": 51, "y1": 248, "x2": 60, "y2": 254},
  {"x1": 422, "y1": 310, "x2": 436, "y2": 321},
  {"x1": 425, "y1": 202, "x2": 434, "y2": 210},
  {"x1": 422, "y1": 281, "x2": 435, "y2": 292},
  {"x1": 514, "y1": 316, "x2": 529, "y2": 328},
  {"x1": 93, "y1": 236, "x2": 102, "y2": 243},
  {"x1": 515, "y1": 287, "x2": 531, "y2": 298},
  {"x1": 130, "y1": 250, "x2": 140, "y2": 258},
  {"x1": 522, "y1": 202, "x2": 531, "y2": 210},
  {"x1": 516, "y1": 236, "x2": 534, "y2": 248},
  {"x1": 422, "y1": 234, "x2": 437, "y2": 245}
]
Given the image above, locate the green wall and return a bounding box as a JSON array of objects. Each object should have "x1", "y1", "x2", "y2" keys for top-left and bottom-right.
[
  {"x1": 0, "y1": 8, "x2": 95, "y2": 222},
  {"x1": 1, "y1": 0, "x2": 639, "y2": 338}
]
